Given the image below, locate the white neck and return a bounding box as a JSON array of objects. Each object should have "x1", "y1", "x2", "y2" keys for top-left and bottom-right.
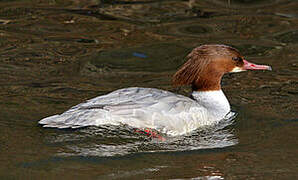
[{"x1": 191, "y1": 90, "x2": 231, "y2": 121}]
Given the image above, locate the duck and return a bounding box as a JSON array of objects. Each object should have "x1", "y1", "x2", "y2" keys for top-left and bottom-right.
[{"x1": 39, "y1": 44, "x2": 272, "y2": 136}]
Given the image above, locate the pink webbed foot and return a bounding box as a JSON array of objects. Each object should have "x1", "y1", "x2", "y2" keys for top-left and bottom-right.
[{"x1": 134, "y1": 128, "x2": 166, "y2": 141}]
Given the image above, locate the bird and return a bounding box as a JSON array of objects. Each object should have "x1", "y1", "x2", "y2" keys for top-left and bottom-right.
[{"x1": 39, "y1": 44, "x2": 272, "y2": 137}]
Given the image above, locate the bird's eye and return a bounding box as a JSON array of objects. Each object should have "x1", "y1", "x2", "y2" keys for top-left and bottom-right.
[{"x1": 232, "y1": 57, "x2": 243, "y2": 62}]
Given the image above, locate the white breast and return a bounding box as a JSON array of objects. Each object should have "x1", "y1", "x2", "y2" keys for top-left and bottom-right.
[
  {"x1": 191, "y1": 90, "x2": 231, "y2": 121},
  {"x1": 39, "y1": 87, "x2": 231, "y2": 136}
]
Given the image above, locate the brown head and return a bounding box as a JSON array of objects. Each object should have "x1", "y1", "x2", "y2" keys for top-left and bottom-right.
[{"x1": 173, "y1": 44, "x2": 272, "y2": 91}]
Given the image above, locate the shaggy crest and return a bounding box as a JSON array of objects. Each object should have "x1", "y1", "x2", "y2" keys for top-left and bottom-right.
[{"x1": 172, "y1": 44, "x2": 240, "y2": 90}]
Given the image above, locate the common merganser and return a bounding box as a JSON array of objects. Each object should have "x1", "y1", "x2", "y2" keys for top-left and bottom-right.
[{"x1": 39, "y1": 44, "x2": 272, "y2": 136}]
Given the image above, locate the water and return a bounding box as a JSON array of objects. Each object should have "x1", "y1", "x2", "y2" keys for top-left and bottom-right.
[{"x1": 0, "y1": 0, "x2": 297, "y2": 179}]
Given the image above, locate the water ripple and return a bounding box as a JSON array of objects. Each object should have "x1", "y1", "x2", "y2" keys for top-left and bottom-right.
[{"x1": 44, "y1": 116, "x2": 237, "y2": 157}]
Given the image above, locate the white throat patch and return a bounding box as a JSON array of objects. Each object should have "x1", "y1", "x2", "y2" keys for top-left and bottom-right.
[{"x1": 230, "y1": 67, "x2": 245, "y2": 73}]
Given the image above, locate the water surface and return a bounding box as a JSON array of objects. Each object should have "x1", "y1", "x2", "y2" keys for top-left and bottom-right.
[{"x1": 0, "y1": 0, "x2": 297, "y2": 179}]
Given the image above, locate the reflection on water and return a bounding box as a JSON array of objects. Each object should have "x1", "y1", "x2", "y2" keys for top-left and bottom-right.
[
  {"x1": 45, "y1": 113, "x2": 237, "y2": 157},
  {"x1": 99, "y1": 166, "x2": 165, "y2": 180},
  {"x1": 101, "y1": 168, "x2": 224, "y2": 180}
]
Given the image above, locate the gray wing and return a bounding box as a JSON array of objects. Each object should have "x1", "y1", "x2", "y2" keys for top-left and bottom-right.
[{"x1": 39, "y1": 87, "x2": 196, "y2": 129}]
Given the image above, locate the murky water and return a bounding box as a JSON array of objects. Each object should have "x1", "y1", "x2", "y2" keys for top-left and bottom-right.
[{"x1": 0, "y1": 0, "x2": 297, "y2": 179}]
